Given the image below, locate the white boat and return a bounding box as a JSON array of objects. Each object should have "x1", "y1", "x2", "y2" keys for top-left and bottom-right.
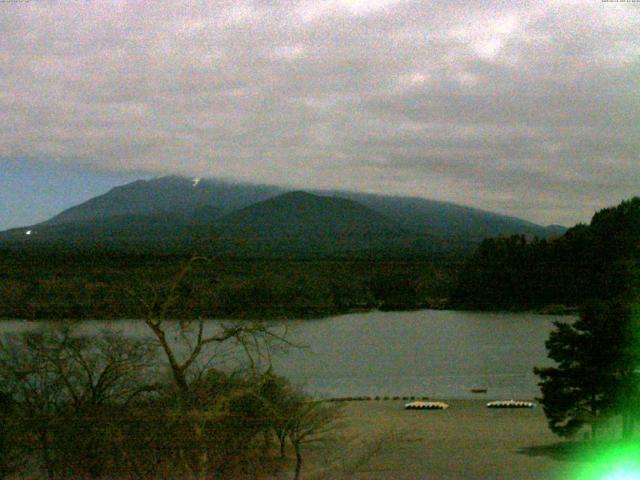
[
  {"x1": 486, "y1": 400, "x2": 535, "y2": 409},
  {"x1": 404, "y1": 401, "x2": 449, "y2": 410}
]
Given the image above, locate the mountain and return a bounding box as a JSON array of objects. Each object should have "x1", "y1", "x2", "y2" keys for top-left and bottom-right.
[
  {"x1": 218, "y1": 191, "x2": 400, "y2": 237},
  {"x1": 210, "y1": 191, "x2": 419, "y2": 256},
  {"x1": 40, "y1": 176, "x2": 563, "y2": 239},
  {"x1": 0, "y1": 176, "x2": 566, "y2": 257},
  {"x1": 45, "y1": 176, "x2": 283, "y2": 226},
  {"x1": 323, "y1": 191, "x2": 564, "y2": 240}
]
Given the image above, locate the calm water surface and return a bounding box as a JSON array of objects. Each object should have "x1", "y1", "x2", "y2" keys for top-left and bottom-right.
[{"x1": 0, "y1": 310, "x2": 568, "y2": 400}]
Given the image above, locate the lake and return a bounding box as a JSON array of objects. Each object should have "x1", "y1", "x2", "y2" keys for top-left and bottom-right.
[{"x1": 0, "y1": 310, "x2": 568, "y2": 400}]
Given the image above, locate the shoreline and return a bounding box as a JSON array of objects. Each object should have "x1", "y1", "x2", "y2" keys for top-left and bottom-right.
[
  {"x1": 307, "y1": 399, "x2": 577, "y2": 480},
  {"x1": 0, "y1": 305, "x2": 578, "y2": 323}
]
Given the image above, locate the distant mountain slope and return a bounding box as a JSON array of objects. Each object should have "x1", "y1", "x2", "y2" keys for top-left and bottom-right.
[
  {"x1": 41, "y1": 175, "x2": 564, "y2": 238},
  {"x1": 218, "y1": 191, "x2": 400, "y2": 237},
  {"x1": 208, "y1": 191, "x2": 418, "y2": 256},
  {"x1": 0, "y1": 175, "x2": 566, "y2": 257},
  {"x1": 45, "y1": 176, "x2": 283, "y2": 226},
  {"x1": 324, "y1": 191, "x2": 564, "y2": 240}
]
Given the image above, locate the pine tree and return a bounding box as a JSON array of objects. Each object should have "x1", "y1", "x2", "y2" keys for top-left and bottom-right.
[{"x1": 534, "y1": 300, "x2": 639, "y2": 439}]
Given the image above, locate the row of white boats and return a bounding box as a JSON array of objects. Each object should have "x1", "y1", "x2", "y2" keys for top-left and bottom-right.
[{"x1": 404, "y1": 400, "x2": 536, "y2": 410}]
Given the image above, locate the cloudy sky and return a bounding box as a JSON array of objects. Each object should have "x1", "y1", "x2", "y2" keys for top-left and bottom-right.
[{"x1": 1, "y1": 0, "x2": 639, "y2": 230}]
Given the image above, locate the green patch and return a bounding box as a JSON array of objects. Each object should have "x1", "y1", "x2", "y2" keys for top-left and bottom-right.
[{"x1": 573, "y1": 442, "x2": 640, "y2": 480}]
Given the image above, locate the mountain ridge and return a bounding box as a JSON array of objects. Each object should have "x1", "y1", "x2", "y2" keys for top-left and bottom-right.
[
  {"x1": 0, "y1": 176, "x2": 566, "y2": 257},
  {"x1": 37, "y1": 175, "x2": 563, "y2": 232}
]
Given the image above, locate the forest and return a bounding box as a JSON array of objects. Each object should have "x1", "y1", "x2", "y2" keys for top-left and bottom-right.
[
  {"x1": 450, "y1": 197, "x2": 640, "y2": 311},
  {"x1": 0, "y1": 253, "x2": 455, "y2": 320}
]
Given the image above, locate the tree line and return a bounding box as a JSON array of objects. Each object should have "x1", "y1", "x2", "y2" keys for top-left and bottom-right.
[
  {"x1": 524, "y1": 198, "x2": 640, "y2": 441},
  {"x1": 451, "y1": 197, "x2": 640, "y2": 311},
  {"x1": 451, "y1": 197, "x2": 640, "y2": 441},
  {"x1": 0, "y1": 255, "x2": 454, "y2": 321}
]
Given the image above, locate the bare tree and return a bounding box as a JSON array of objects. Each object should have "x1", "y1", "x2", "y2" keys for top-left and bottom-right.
[
  {"x1": 0, "y1": 328, "x2": 70, "y2": 479},
  {"x1": 39, "y1": 324, "x2": 156, "y2": 409},
  {"x1": 125, "y1": 256, "x2": 295, "y2": 480},
  {"x1": 128, "y1": 256, "x2": 291, "y2": 396},
  {"x1": 0, "y1": 323, "x2": 156, "y2": 479},
  {"x1": 0, "y1": 391, "x2": 18, "y2": 480},
  {"x1": 286, "y1": 399, "x2": 343, "y2": 480}
]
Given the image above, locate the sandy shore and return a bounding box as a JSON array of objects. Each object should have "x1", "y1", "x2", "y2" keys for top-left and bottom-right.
[{"x1": 303, "y1": 399, "x2": 581, "y2": 480}]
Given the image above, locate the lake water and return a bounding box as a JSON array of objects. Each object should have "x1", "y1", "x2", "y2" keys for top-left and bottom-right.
[{"x1": 0, "y1": 310, "x2": 568, "y2": 400}]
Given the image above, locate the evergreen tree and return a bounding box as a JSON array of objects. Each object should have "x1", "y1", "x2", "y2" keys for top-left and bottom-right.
[{"x1": 534, "y1": 300, "x2": 640, "y2": 439}]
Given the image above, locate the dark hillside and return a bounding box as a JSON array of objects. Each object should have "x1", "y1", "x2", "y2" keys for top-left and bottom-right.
[
  {"x1": 0, "y1": 176, "x2": 565, "y2": 259},
  {"x1": 218, "y1": 191, "x2": 401, "y2": 237},
  {"x1": 331, "y1": 191, "x2": 565, "y2": 240},
  {"x1": 450, "y1": 197, "x2": 640, "y2": 311},
  {"x1": 45, "y1": 176, "x2": 283, "y2": 226}
]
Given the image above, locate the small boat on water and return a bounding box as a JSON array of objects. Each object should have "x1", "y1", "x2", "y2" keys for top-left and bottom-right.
[
  {"x1": 404, "y1": 401, "x2": 449, "y2": 410},
  {"x1": 470, "y1": 388, "x2": 487, "y2": 393},
  {"x1": 486, "y1": 400, "x2": 535, "y2": 409}
]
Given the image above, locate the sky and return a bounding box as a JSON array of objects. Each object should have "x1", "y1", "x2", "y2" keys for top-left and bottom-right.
[{"x1": 1, "y1": 0, "x2": 639, "y2": 230}]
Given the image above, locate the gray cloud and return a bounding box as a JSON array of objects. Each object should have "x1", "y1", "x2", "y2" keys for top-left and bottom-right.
[{"x1": 1, "y1": 0, "x2": 639, "y2": 226}]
